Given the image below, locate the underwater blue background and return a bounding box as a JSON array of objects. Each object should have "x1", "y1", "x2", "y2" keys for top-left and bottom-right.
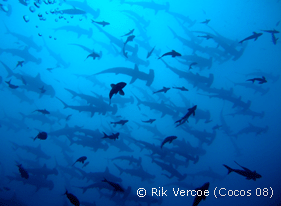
[{"x1": 0, "y1": 0, "x2": 280, "y2": 205}]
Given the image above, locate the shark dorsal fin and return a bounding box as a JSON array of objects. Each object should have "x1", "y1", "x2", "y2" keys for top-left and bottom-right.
[
  {"x1": 35, "y1": 73, "x2": 41, "y2": 80},
  {"x1": 134, "y1": 64, "x2": 139, "y2": 71}
]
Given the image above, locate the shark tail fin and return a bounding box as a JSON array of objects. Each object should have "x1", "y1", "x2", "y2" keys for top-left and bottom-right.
[
  {"x1": 223, "y1": 164, "x2": 233, "y2": 174},
  {"x1": 56, "y1": 97, "x2": 69, "y2": 109},
  {"x1": 247, "y1": 79, "x2": 255, "y2": 83},
  {"x1": 1, "y1": 61, "x2": 14, "y2": 78},
  {"x1": 193, "y1": 156, "x2": 199, "y2": 164},
  {"x1": 133, "y1": 94, "x2": 142, "y2": 106},
  {"x1": 81, "y1": 187, "x2": 87, "y2": 194},
  {"x1": 102, "y1": 132, "x2": 107, "y2": 139},
  {"x1": 88, "y1": 27, "x2": 93, "y2": 38},
  {"x1": 18, "y1": 112, "x2": 26, "y2": 120},
  {"x1": 114, "y1": 163, "x2": 123, "y2": 175},
  {"x1": 146, "y1": 69, "x2": 154, "y2": 86}
]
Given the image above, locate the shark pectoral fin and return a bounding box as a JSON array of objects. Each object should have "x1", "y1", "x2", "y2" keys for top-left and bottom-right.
[
  {"x1": 119, "y1": 90, "x2": 125, "y2": 95},
  {"x1": 130, "y1": 77, "x2": 137, "y2": 84}
]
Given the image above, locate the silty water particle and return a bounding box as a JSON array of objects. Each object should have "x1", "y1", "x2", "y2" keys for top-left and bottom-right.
[
  {"x1": 29, "y1": 6, "x2": 35, "y2": 13},
  {"x1": 23, "y1": 15, "x2": 30, "y2": 22},
  {"x1": 1, "y1": 5, "x2": 9, "y2": 12}
]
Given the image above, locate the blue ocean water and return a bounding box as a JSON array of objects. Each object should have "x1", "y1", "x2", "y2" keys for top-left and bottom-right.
[{"x1": 0, "y1": 0, "x2": 280, "y2": 206}]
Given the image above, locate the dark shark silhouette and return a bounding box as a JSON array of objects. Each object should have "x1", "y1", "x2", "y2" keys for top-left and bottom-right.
[
  {"x1": 175, "y1": 105, "x2": 197, "y2": 126},
  {"x1": 239, "y1": 32, "x2": 263, "y2": 43},
  {"x1": 172, "y1": 86, "x2": 189, "y2": 91},
  {"x1": 95, "y1": 64, "x2": 154, "y2": 86},
  {"x1": 15, "y1": 60, "x2": 25, "y2": 68},
  {"x1": 64, "y1": 0, "x2": 100, "y2": 18},
  {"x1": 111, "y1": 155, "x2": 142, "y2": 167},
  {"x1": 121, "y1": 29, "x2": 135, "y2": 37},
  {"x1": 142, "y1": 119, "x2": 156, "y2": 124},
  {"x1": 153, "y1": 87, "x2": 170, "y2": 94},
  {"x1": 247, "y1": 76, "x2": 267, "y2": 84},
  {"x1": 147, "y1": 46, "x2": 156, "y2": 59},
  {"x1": 223, "y1": 161, "x2": 262, "y2": 181},
  {"x1": 200, "y1": 19, "x2": 210, "y2": 24},
  {"x1": 161, "y1": 136, "x2": 177, "y2": 148},
  {"x1": 109, "y1": 82, "x2": 127, "y2": 104},
  {"x1": 102, "y1": 178, "x2": 124, "y2": 193},
  {"x1": 192, "y1": 182, "x2": 210, "y2": 206},
  {"x1": 32, "y1": 109, "x2": 50, "y2": 115},
  {"x1": 102, "y1": 132, "x2": 119, "y2": 140},
  {"x1": 111, "y1": 120, "x2": 129, "y2": 126},
  {"x1": 17, "y1": 164, "x2": 29, "y2": 179},
  {"x1": 260, "y1": 29, "x2": 279, "y2": 34},
  {"x1": 197, "y1": 34, "x2": 213, "y2": 40},
  {"x1": 5, "y1": 79, "x2": 19, "y2": 89},
  {"x1": 91, "y1": 20, "x2": 110, "y2": 27},
  {"x1": 158, "y1": 50, "x2": 181, "y2": 59},
  {"x1": 57, "y1": 8, "x2": 86, "y2": 15},
  {"x1": 33, "y1": 132, "x2": 47, "y2": 141},
  {"x1": 64, "y1": 190, "x2": 80, "y2": 206},
  {"x1": 86, "y1": 51, "x2": 102, "y2": 60},
  {"x1": 123, "y1": 35, "x2": 136, "y2": 58},
  {"x1": 271, "y1": 33, "x2": 278, "y2": 45},
  {"x1": 152, "y1": 158, "x2": 187, "y2": 181},
  {"x1": 72, "y1": 156, "x2": 87, "y2": 166},
  {"x1": 231, "y1": 123, "x2": 268, "y2": 138}
]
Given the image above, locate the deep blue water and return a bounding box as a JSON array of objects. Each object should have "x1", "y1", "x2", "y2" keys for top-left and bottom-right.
[{"x1": 0, "y1": 0, "x2": 280, "y2": 206}]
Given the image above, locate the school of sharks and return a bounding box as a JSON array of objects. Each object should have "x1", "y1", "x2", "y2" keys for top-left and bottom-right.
[{"x1": 0, "y1": 0, "x2": 280, "y2": 206}]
